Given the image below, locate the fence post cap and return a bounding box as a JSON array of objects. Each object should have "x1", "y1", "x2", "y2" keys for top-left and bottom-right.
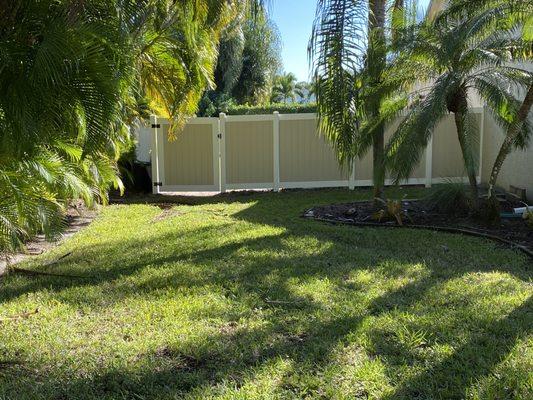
[{"x1": 219, "y1": 112, "x2": 226, "y2": 118}]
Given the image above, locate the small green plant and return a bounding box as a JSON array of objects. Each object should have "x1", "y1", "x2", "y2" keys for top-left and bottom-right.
[
  {"x1": 425, "y1": 182, "x2": 474, "y2": 214},
  {"x1": 372, "y1": 198, "x2": 412, "y2": 225},
  {"x1": 396, "y1": 325, "x2": 430, "y2": 349}
]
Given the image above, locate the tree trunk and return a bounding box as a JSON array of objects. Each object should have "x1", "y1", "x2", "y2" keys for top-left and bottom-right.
[
  {"x1": 453, "y1": 109, "x2": 479, "y2": 199},
  {"x1": 372, "y1": 124, "x2": 385, "y2": 200},
  {"x1": 488, "y1": 83, "x2": 533, "y2": 199},
  {"x1": 448, "y1": 85, "x2": 479, "y2": 200},
  {"x1": 368, "y1": 0, "x2": 386, "y2": 201}
]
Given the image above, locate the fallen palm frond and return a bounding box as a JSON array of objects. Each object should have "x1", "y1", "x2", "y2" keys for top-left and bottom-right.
[
  {"x1": 0, "y1": 309, "x2": 39, "y2": 322},
  {"x1": 8, "y1": 267, "x2": 89, "y2": 280},
  {"x1": 41, "y1": 252, "x2": 72, "y2": 268}
]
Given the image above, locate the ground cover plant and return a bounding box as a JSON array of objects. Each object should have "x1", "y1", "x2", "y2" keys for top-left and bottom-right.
[{"x1": 0, "y1": 188, "x2": 532, "y2": 399}]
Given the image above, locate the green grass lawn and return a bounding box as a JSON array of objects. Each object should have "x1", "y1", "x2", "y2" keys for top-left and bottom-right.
[{"x1": 1, "y1": 188, "x2": 531, "y2": 399}]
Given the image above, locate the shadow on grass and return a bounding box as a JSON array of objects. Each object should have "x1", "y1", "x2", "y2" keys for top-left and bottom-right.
[
  {"x1": 1, "y1": 189, "x2": 531, "y2": 399},
  {"x1": 49, "y1": 296, "x2": 530, "y2": 399}
]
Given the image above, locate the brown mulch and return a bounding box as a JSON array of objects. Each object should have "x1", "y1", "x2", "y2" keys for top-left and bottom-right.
[{"x1": 305, "y1": 199, "x2": 533, "y2": 256}]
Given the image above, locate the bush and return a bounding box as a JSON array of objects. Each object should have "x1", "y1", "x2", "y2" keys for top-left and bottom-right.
[
  {"x1": 225, "y1": 103, "x2": 317, "y2": 115},
  {"x1": 425, "y1": 182, "x2": 475, "y2": 215}
]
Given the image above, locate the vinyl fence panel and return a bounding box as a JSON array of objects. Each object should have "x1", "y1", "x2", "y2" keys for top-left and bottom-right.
[
  {"x1": 223, "y1": 116, "x2": 274, "y2": 189},
  {"x1": 279, "y1": 114, "x2": 349, "y2": 188},
  {"x1": 149, "y1": 109, "x2": 487, "y2": 194}
]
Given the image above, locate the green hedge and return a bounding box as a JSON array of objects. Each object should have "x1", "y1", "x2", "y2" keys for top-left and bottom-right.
[{"x1": 225, "y1": 103, "x2": 316, "y2": 115}]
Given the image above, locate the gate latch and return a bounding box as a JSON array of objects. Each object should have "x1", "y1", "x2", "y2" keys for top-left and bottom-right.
[
  {"x1": 151, "y1": 123, "x2": 161, "y2": 129},
  {"x1": 217, "y1": 133, "x2": 222, "y2": 139},
  {"x1": 153, "y1": 182, "x2": 162, "y2": 187}
]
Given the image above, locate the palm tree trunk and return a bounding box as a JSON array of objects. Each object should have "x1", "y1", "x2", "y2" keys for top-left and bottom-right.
[
  {"x1": 372, "y1": 124, "x2": 385, "y2": 199},
  {"x1": 454, "y1": 109, "x2": 479, "y2": 199},
  {"x1": 369, "y1": 0, "x2": 386, "y2": 201},
  {"x1": 488, "y1": 83, "x2": 533, "y2": 199}
]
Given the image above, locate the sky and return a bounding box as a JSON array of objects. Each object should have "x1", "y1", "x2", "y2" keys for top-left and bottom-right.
[{"x1": 270, "y1": 0, "x2": 432, "y2": 82}]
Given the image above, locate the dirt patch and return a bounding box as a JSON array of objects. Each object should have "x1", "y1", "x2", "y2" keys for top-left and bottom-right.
[
  {"x1": 152, "y1": 347, "x2": 209, "y2": 372},
  {"x1": 305, "y1": 199, "x2": 533, "y2": 255},
  {"x1": 152, "y1": 208, "x2": 182, "y2": 222},
  {"x1": 0, "y1": 202, "x2": 98, "y2": 276}
]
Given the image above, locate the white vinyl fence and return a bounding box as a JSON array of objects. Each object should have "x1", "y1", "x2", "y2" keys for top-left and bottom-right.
[{"x1": 142, "y1": 110, "x2": 485, "y2": 194}]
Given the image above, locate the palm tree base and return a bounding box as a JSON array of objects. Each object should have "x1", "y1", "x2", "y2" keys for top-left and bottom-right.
[{"x1": 473, "y1": 196, "x2": 501, "y2": 224}]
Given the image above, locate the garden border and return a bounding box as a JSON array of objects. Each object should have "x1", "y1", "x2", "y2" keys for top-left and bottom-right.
[{"x1": 306, "y1": 215, "x2": 533, "y2": 259}]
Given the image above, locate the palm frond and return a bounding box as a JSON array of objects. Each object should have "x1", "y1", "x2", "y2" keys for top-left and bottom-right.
[
  {"x1": 386, "y1": 74, "x2": 451, "y2": 181},
  {"x1": 309, "y1": 0, "x2": 368, "y2": 166}
]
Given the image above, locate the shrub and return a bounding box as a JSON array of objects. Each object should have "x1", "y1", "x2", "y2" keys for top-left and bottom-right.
[
  {"x1": 425, "y1": 182, "x2": 474, "y2": 215},
  {"x1": 225, "y1": 103, "x2": 317, "y2": 115}
]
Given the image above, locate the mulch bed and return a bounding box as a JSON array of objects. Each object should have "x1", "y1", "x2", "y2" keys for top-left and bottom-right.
[
  {"x1": 304, "y1": 199, "x2": 533, "y2": 257},
  {"x1": 0, "y1": 201, "x2": 98, "y2": 276}
]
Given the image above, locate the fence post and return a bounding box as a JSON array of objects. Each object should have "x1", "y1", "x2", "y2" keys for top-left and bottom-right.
[
  {"x1": 150, "y1": 115, "x2": 161, "y2": 194},
  {"x1": 425, "y1": 134, "x2": 433, "y2": 188},
  {"x1": 212, "y1": 118, "x2": 221, "y2": 192},
  {"x1": 219, "y1": 113, "x2": 227, "y2": 193},
  {"x1": 273, "y1": 111, "x2": 280, "y2": 192}
]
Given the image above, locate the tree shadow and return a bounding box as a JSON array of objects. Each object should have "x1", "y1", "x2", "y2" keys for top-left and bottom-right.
[
  {"x1": 382, "y1": 295, "x2": 532, "y2": 399},
  {"x1": 0, "y1": 189, "x2": 531, "y2": 398}
]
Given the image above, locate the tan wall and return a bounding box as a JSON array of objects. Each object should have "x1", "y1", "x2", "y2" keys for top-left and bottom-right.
[
  {"x1": 356, "y1": 117, "x2": 427, "y2": 181},
  {"x1": 386, "y1": 117, "x2": 427, "y2": 180},
  {"x1": 225, "y1": 120, "x2": 274, "y2": 184},
  {"x1": 431, "y1": 113, "x2": 481, "y2": 179},
  {"x1": 279, "y1": 118, "x2": 348, "y2": 182},
  {"x1": 481, "y1": 113, "x2": 533, "y2": 201},
  {"x1": 163, "y1": 123, "x2": 214, "y2": 186}
]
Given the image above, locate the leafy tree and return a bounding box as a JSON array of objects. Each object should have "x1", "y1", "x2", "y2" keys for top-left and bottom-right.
[
  {"x1": 232, "y1": 9, "x2": 282, "y2": 105},
  {"x1": 198, "y1": 4, "x2": 282, "y2": 116}
]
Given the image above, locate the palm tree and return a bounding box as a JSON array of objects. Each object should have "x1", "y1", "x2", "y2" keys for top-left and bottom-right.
[
  {"x1": 473, "y1": 0, "x2": 533, "y2": 201},
  {"x1": 488, "y1": 83, "x2": 533, "y2": 200},
  {"x1": 296, "y1": 82, "x2": 316, "y2": 103},
  {"x1": 309, "y1": 0, "x2": 410, "y2": 200},
  {"x1": 294, "y1": 81, "x2": 317, "y2": 103},
  {"x1": 0, "y1": 0, "x2": 130, "y2": 254},
  {"x1": 0, "y1": 0, "x2": 254, "y2": 254},
  {"x1": 127, "y1": 0, "x2": 238, "y2": 132},
  {"x1": 271, "y1": 72, "x2": 300, "y2": 103},
  {"x1": 386, "y1": 0, "x2": 532, "y2": 201}
]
